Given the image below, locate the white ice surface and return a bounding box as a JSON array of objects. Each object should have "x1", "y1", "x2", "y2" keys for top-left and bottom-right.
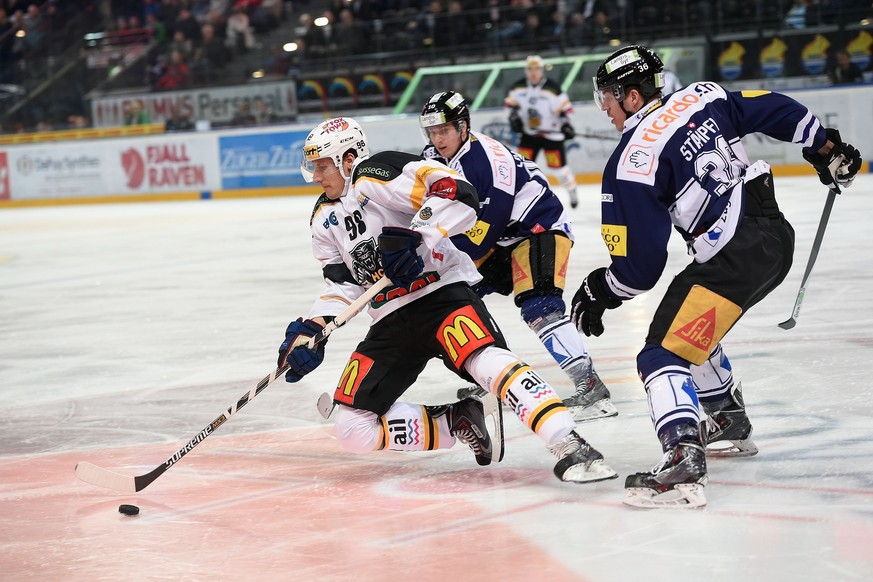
[{"x1": 1, "y1": 176, "x2": 872, "y2": 581}]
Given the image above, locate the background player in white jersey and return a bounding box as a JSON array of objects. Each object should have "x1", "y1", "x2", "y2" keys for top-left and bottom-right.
[
  {"x1": 571, "y1": 45, "x2": 862, "y2": 508},
  {"x1": 277, "y1": 116, "x2": 617, "y2": 483},
  {"x1": 504, "y1": 55, "x2": 579, "y2": 209},
  {"x1": 419, "y1": 90, "x2": 616, "y2": 423}
]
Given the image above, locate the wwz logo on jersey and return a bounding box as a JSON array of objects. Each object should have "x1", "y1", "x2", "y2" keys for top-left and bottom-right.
[
  {"x1": 333, "y1": 351, "x2": 376, "y2": 406},
  {"x1": 437, "y1": 305, "x2": 494, "y2": 369}
]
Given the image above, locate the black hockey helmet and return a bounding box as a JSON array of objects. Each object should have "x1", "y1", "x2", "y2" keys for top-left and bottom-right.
[
  {"x1": 420, "y1": 91, "x2": 471, "y2": 136},
  {"x1": 593, "y1": 45, "x2": 665, "y2": 109}
]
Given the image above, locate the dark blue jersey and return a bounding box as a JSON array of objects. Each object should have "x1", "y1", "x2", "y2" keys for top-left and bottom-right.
[
  {"x1": 600, "y1": 82, "x2": 828, "y2": 301},
  {"x1": 422, "y1": 130, "x2": 571, "y2": 261}
]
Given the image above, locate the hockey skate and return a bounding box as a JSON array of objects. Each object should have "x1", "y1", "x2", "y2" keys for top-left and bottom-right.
[
  {"x1": 703, "y1": 383, "x2": 758, "y2": 458},
  {"x1": 447, "y1": 394, "x2": 504, "y2": 466},
  {"x1": 456, "y1": 384, "x2": 490, "y2": 402},
  {"x1": 562, "y1": 370, "x2": 618, "y2": 422},
  {"x1": 548, "y1": 431, "x2": 618, "y2": 483},
  {"x1": 624, "y1": 424, "x2": 708, "y2": 509},
  {"x1": 568, "y1": 188, "x2": 579, "y2": 209}
]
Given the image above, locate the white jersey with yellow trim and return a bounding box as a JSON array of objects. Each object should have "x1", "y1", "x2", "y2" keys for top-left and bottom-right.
[
  {"x1": 505, "y1": 77, "x2": 573, "y2": 141},
  {"x1": 307, "y1": 151, "x2": 483, "y2": 324}
]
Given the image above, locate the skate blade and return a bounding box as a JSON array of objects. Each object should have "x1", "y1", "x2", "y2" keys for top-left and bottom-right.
[
  {"x1": 560, "y1": 459, "x2": 618, "y2": 483},
  {"x1": 481, "y1": 392, "x2": 505, "y2": 464},
  {"x1": 706, "y1": 438, "x2": 758, "y2": 458},
  {"x1": 567, "y1": 398, "x2": 619, "y2": 422},
  {"x1": 623, "y1": 483, "x2": 707, "y2": 509}
]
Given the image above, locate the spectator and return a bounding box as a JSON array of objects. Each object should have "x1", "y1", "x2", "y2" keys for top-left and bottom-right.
[
  {"x1": 333, "y1": 9, "x2": 365, "y2": 55},
  {"x1": 581, "y1": 9, "x2": 612, "y2": 47},
  {"x1": 828, "y1": 49, "x2": 864, "y2": 84},
  {"x1": 144, "y1": 12, "x2": 167, "y2": 46},
  {"x1": 124, "y1": 99, "x2": 150, "y2": 125},
  {"x1": 226, "y1": 5, "x2": 255, "y2": 53},
  {"x1": 165, "y1": 104, "x2": 194, "y2": 131},
  {"x1": 264, "y1": 42, "x2": 292, "y2": 76},
  {"x1": 252, "y1": 96, "x2": 278, "y2": 125},
  {"x1": 156, "y1": 49, "x2": 191, "y2": 90},
  {"x1": 192, "y1": 22, "x2": 230, "y2": 82},
  {"x1": 229, "y1": 100, "x2": 256, "y2": 126},
  {"x1": 445, "y1": 1, "x2": 473, "y2": 48},
  {"x1": 175, "y1": 8, "x2": 202, "y2": 44},
  {"x1": 169, "y1": 29, "x2": 193, "y2": 62}
]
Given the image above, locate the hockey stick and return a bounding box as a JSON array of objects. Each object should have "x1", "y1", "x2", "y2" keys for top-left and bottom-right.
[
  {"x1": 75, "y1": 277, "x2": 391, "y2": 492},
  {"x1": 778, "y1": 187, "x2": 838, "y2": 330}
]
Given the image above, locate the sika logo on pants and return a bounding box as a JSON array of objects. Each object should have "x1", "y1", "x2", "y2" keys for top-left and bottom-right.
[{"x1": 0, "y1": 152, "x2": 10, "y2": 200}]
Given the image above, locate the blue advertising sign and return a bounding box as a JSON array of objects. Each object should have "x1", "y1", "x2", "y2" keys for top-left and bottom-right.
[{"x1": 219, "y1": 130, "x2": 309, "y2": 189}]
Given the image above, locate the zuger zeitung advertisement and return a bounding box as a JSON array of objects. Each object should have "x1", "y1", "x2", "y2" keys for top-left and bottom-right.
[
  {"x1": 3, "y1": 134, "x2": 221, "y2": 200},
  {"x1": 90, "y1": 81, "x2": 298, "y2": 127}
]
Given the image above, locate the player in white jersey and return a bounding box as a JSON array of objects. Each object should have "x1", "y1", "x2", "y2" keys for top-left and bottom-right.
[
  {"x1": 571, "y1": 45, "x2": 862, "y2": 508},
  {"x1": 504, "y1": 55, "x2": 579, "y2": 209},
  {"x1": 277, "y1": 116, "x2": 617, "y2": 483},
  {"x1": 419, "y1": 90, "x2": 616, "y2": 422}
]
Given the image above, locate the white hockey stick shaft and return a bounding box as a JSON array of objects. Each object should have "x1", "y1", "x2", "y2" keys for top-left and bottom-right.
[
  {"x1": 778, "y1": 187, "x2": 838, "y2": 330},
  {"x1": 75, "y1": 277, "x2": 391, "y2": 492}
]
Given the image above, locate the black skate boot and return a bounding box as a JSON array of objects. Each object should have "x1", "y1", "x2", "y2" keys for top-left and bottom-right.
[
  {"x1": 548, "y1": 430, "x2": 618, "y2": 483},
  {"x1": 562, "y1": 369, "x2": 618, "y2": 422},
  {"x1": 456, "y1": 384, "x2": 489, "y2": 401},
  {"x1": 702, "y1": 382, "x2": 758, "y2": 458},
  {"x1": 624, "y1": 423, "x2": 708, "y2": 509},
  {"x1": 444, "y1": 394, "x2": 504, "y2": 466}
]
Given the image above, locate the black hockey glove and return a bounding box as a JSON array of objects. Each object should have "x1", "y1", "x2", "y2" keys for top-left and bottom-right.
[
  {"x1": 509, "y1": 110, "x2": 523, "y2": 134},
  {"x1": 561, "y1": 122, "x2": 576, "y2": 140},
  {"x1": 378, "y1": 226, "x2": 424, "y2": 287},
  {"x1": 802, "y1": 128, "x2": 862, "y2": 193},
  {"x1": 570, "y1": 267, "x2": 622, "y2": 337},
  {"x1": 278, "y1": 318, "x2": 326, "y2": 383}
]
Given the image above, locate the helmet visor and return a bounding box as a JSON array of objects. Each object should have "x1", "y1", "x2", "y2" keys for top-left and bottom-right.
[
  {"x1": 300, "y1": 156, "x2": 341, "y2": 183},
  {"x1": 593, "y1": 78, "x2": 626, "y2": 110}
]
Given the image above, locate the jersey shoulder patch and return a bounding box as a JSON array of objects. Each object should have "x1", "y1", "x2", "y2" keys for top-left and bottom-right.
[
  {"x1": 310, "y1": 192, "x2": 338, "y2": 226},
  {"x1": 542, "y1": 78, "x2": 563, "y2": 96},
  {"x1": 353, "y1": 151, "x2": 419, "y2": 184}
]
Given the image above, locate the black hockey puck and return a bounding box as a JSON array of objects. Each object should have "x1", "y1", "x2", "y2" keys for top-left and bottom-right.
[{"x1": 118, "y1": 504, "x2": 140, "y2": 516}]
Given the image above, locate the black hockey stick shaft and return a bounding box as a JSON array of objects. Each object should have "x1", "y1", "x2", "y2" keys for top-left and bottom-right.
[
  {"x1": 778, "y1": 187, "x2": 838, "y2": 330},
  {"x1": 75, "y1": 277, "x2": 390, "y2": 492}
]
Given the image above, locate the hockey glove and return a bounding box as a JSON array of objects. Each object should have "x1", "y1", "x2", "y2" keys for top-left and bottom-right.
[
  {"x1": 561, "y1": 122, "x2": 576, "y2": 140},
  {"x1": 509, "y1": 110, "x2": 523, "y2": 134},
  {"x1": 802, "y1": 128, "x2": 862, "y2": 193},
  {"x1": 378, "y1": 226, "x2": 424, "y2": 287},
  {"x1": 570, "y1": 267, "x2": 622, "y2": 337},
  {"x1": 278, "y1": 318, "x2": 326, "y2": 383}
]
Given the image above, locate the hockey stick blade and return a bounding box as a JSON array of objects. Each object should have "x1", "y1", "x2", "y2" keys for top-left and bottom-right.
[
  {"x1": 316, "y1": 392, "x2": 335, "y2": 419},
  {"x1": 75, "y1": 277, "x2": 392, "y2": 492},
  {"x1": 777, "y1": 188, "x2": 837, "y2": 330},
  {"x1": 75, "y1": 363, "x2": 289, "y2": 492}
]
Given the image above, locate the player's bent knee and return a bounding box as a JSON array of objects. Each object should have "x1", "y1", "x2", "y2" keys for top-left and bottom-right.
[{"x1": 334, "y1": 405, "x2": 382, "y2": 453}]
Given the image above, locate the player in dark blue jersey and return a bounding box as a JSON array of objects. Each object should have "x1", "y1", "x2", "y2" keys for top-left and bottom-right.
[
  {"x1": 420, "y1": 90, "x2": 616, "y2": 423},
  {"x1": 571, "y1": 45, "x2": 862, "y2": 508}
]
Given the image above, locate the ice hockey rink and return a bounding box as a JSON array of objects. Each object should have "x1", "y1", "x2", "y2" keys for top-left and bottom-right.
[{"x1": 1, "y1": 174, "x2": 871, "y2": 581}]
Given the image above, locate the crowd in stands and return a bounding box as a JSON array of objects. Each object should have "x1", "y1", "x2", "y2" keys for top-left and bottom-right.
[
  {"x1": 107, "y1": 0, "x2": 284, "y2": 90},
  {"x1": 1, "y1": 0, "x2": 871, "y2": 134},
  {"x1": 273, "y1": 0, "x2": 872, "y2": 69}
]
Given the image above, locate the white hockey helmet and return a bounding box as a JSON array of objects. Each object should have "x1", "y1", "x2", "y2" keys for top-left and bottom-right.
[{"x1": 300, "y1": 117, "x2": 369, "y2": 182}]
